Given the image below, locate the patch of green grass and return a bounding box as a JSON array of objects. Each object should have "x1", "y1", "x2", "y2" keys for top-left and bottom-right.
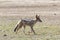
[{"x1": 0, "y1": 19, "x2": 60, "y2": 40}]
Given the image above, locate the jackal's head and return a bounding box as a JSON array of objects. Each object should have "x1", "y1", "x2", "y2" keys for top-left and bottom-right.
[{"x1": 36, "y1": 15, "x2": 42, "y2": 22}]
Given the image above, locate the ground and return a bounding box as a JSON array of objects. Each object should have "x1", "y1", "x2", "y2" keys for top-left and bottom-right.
[
  {"x1": 0, "y1": 5, "x2": 60, "y2": 40},
  {"x1": 0, "y1": 14, "x2": 60, "y2": 40}
]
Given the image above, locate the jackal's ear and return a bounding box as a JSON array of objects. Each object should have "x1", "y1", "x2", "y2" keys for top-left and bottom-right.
[
  {"x1": 36, "y1": 14, "x2": 39, "y2": 17},
  {"x1": 36, "y1": 14, "x2": 38, "y2": 17},
  {"x1": 36, "y1": 15, "x2": 38, "y2": 18},
  {"x1": 38, "y1": 15, "x2": 40, "y2": 17}
]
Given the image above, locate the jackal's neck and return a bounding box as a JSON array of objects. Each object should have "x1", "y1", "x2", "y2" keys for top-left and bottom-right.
[{"x1": 34, "y1": 19, "x2": 38, "y2": 24}]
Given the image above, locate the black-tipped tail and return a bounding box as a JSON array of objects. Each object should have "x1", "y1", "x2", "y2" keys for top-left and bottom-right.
[
  {"x1": 14, "y1": 28, "x2": 16, "y2": 32},
  {"x1": 14, "y1": 25, "x2": 18, "y2": 32},
  {"x1": 14, "y1": 21, "x2": 23, "y2": 32}
]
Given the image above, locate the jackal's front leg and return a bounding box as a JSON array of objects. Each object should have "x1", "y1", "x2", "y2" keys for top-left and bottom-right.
[{"x1": 30, "y1": 26, "x2": 36, "y2": 35}]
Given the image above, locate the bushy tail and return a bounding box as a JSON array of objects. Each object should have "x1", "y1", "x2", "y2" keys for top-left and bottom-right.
[
  {"x1": 14, "y1": 21, "x2": 23, "y2": 32},
  {"x1": 14, "y1": 25, "x2": 18, "y2": 32}
]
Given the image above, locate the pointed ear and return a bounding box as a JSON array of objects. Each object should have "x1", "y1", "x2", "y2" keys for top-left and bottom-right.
[
  {"x1": 36, "y1": 14, "x2": 37, "y2": 16},
  {"x1": 36, "y1": 14, "x2": 38, "y2": 17},
  {"x1": 36, "y1": 14, "x2": 40, "y2": 17},
  {"x1": 37, "y1": 14, "x2": 40, "y2": 17}
]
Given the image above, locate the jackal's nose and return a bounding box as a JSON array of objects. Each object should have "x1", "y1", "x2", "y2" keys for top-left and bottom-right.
[
  {"x1": 41, "y1": 21, "x2": 42, "y2": 22},
  {"x1": 40, "y1": 20, "x2": 42, "y2": 22}
]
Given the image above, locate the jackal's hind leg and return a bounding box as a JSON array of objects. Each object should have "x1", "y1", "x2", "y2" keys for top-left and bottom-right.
[{"x1": 23, "y1": 25, "x2": 26, "y2": 34}]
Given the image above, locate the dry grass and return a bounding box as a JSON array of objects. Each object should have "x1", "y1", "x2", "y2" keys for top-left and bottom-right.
[
  {"x1": 0, "y1": 3, "x2": 60, "y2": 40},
  {"x1": 0, "y1": 16, "x2": 60, "y2": 40}
]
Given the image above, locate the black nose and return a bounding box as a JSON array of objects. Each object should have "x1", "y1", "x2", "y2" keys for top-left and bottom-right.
[{"x1": 40, "y1": 20, "x2": 42, "y2": 22}]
